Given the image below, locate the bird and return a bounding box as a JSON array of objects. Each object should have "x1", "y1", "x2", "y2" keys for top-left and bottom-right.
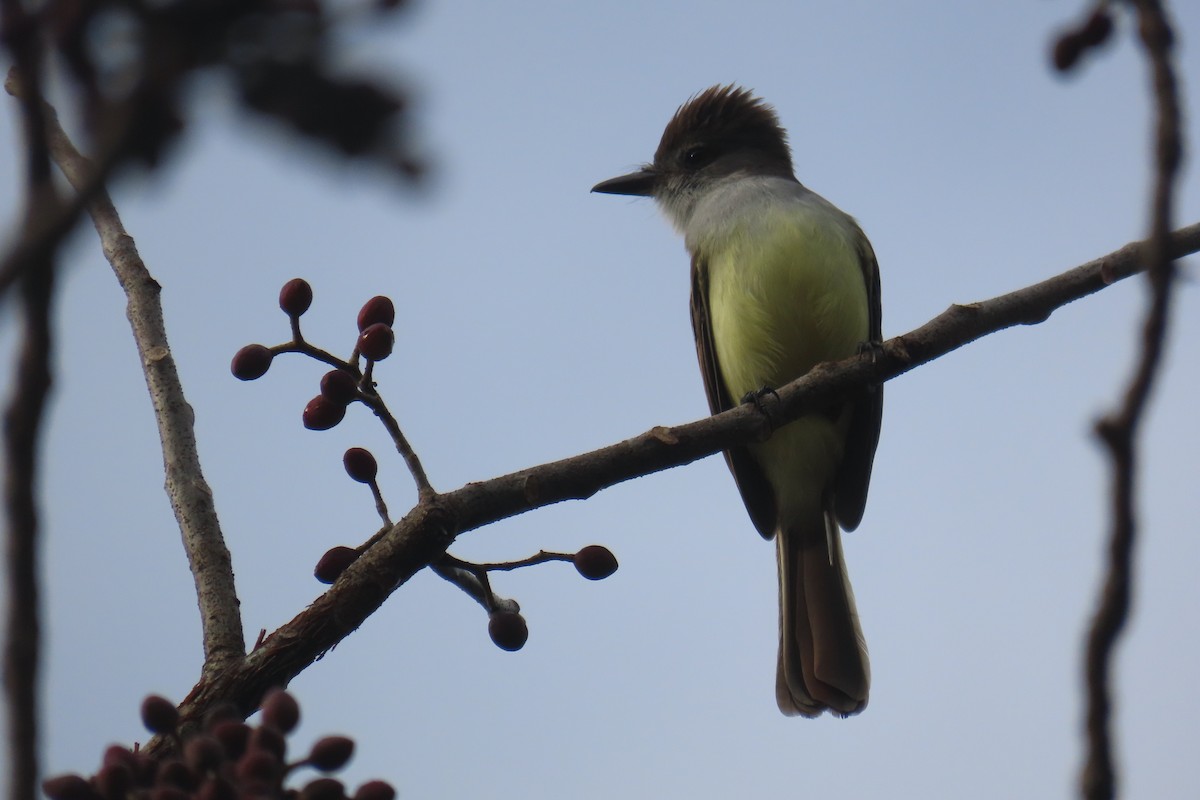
[{"x1": 592, "y1": 85, "x2": 882, "y2": 717}]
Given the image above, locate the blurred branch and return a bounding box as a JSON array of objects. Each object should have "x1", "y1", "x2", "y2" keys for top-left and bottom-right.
[
  {"x1": 142, "y1": 220, "x2": 1200, "y2": 751},
  {"x1": 34, "y1": 98, "x2": 247, "y2": 674},
  {"x1": 1, "y1": 4, "x2": 55, "y2": 799},
  {"x1": 1083, "y1": 2, "x2": 1184, "y2": 799},
  {"x1": 2, "y1": 251, "x2": 53, "y2": 800}
]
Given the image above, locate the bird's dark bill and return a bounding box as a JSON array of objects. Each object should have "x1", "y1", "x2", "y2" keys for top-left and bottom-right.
[{"x1": 591, "y1": 169, "x2": 656, "y2": 197}]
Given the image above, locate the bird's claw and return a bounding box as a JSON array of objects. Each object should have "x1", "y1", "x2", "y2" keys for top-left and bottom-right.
[{"x1": 742, "y1": 386, "x2": 782, "y2": 432}]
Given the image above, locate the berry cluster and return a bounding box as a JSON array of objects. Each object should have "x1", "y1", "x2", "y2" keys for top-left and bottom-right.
[
  {"x1": 230, "y1": 278, "x2": 397, "y2": 433},
  {"x1": 42, "y1": 692, "x2": 396, "y2": 800},
  {"x1": 230, "y1": 280, "x2": 621, "y2": 656},
  {"x1": 1052, "y1": 6, "x2": 1114, "y2": 72}
]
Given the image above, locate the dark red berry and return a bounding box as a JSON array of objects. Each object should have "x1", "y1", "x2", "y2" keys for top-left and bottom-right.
[
  {"x1": 236, "y1": 751, "x2": 281, "y2": 785},
  {"x1": 231, "y1": 345, "x2": 273, "y2": 380},
  {"x1": 488, "y1": 611, "x2": 528, "y2": 652},
  {"x1": 356, "y1": 296, "x2": 395, "y2": 332},
  {"x1": 250, "y1": 725, "x2": 287, "y2": 762},
  {"x1": 42, "y1": 776, "x2": 97, "y2": 800},
  {"x1": 308, "y1": 736, "x2": 355, "y2": 772},
  {"x1": 315, "y1": 546, "x2": 360, "y2": 584},
  {"x1": 94, "y1": 764, "x2": 132, "y2": 800},
  {"x1": 1079, "y1": 8, "x2": 1113, "y2": 47},
  {"x1": 141, "y1": 695, "x2": 179, "y2": 734},
  {"x1": 342, "y1": 448, "x2": 377, "y2": 483},
  {"x1": 1052, "y1": 31, "x2": 1083, "y2": 71},
  {"x1": 157, "y1": 760, "x2": 196, "y2": 791},
  {"x1": 303, "y1": 396, "x2": 347, "y2": 431},
  {"x1": 353, "y1": 781, "x2": 396, "y2": 800},
  {"x1": 132, "y1": 752, "x2": 158, "y2": 785},
  {"x1": 280, "y1": 278, "x2": 314, "y2": 317},
  {"x1": 184, "y1": 735, "x2": 225, "y2": 774},
  {"x1": 573, "y1": 545, "x2": 618, "y2": 580},
  {"x1": 211, "y1": 721, "x2": 252, "y2": 760},
  {"x1": 320, "y1": 370, "x2": 359, "y2": 405},
  {"x1": 301, "y1": 778, "x2": 346, "y2": 800},
  {"x1": 356, "y1": 323, "x2": 394, "y2": 361},
  {"x1": 261, "y1": 689, "x2": 300, "y2": 734},
  {"x1": 202, "y1": 703, "x2": 240, "y2": 731},
  {"x1": 102, "y1": 745, "x2": 138, "y2": 772},
  {"x1": 149, "y1": 788, "x2": 190, "y2": 800},
  {"x1": 197, "y1": 777, "x2": 237, "y2": 800}
]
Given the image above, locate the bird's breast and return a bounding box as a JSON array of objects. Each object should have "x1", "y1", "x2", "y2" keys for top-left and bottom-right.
[{"x1": 699, "y1": 200, "x2": 869, "y2": 402}]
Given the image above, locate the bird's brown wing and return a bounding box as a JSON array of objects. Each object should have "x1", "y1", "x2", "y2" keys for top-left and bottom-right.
[
  {"x1": 833, "y1": 234, "x2": 883, "y2": 531},
  {"x1": 690, "y1": 252, "x2": 777, "y2": 540}
]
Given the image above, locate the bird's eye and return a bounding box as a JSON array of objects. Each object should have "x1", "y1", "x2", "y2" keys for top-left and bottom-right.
[{"x1": 683, "y1": 146, "x2": 712, "y2": 168}]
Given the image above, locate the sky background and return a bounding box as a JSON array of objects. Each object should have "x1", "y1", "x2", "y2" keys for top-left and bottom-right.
[{"x1": 2, "y1": 2, "x2": 1200, "y2": 798}]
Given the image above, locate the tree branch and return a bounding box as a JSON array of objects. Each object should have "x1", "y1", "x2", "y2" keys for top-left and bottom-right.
[
  {"x1": 37, "y1": 101, "x2": 246, "y2": 674},
  {"x1": 142, "y1": 220, "x2": 1200, "y2": 751},
  {"x1": 1082, "y1": 3, "x2": 1184, "y2": 799},
  {"x1": 1, "y1": 7, "x2": 55, "y2": 798}
]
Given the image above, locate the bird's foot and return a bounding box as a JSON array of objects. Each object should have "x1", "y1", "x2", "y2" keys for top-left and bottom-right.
[
  {"x1": 856, "y1": 338, "x2": 884, "y2": 363},
  {"x1": 742, "y1": 386, "x2": 782, "y2": 433}
]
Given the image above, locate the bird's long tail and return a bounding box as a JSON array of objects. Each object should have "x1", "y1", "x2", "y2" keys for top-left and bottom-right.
[{"x1": 775, "y1": 508, "x2": 869, "y2": 717}]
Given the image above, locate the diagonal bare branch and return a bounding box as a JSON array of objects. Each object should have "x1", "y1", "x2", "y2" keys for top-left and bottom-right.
[
  {"x1": 138, "y1": 220, "x2": 1200, "y2": 751},
  {"x1": 37, "y1": 101, "x2": 246, "y2": 674}
]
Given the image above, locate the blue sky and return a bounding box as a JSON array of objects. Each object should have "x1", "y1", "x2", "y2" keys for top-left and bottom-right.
[{"x1": 2, "y1": 2, "x2": 1200, "y2": 798}]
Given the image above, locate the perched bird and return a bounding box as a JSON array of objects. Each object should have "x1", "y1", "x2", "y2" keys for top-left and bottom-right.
[{"x1": 592, "y1": 85, "x2": 882, "y2": 717}]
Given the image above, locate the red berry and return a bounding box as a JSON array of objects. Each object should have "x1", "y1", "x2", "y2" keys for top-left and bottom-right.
[
  {"x1": 197, "y1": 777, "x2": 237, "y2": 800},
  {"x1": 184, "y1": 735, "x2": 225, "y2": 774},
  {"x1": 342, "y1": 448, "x2": 377, "y2": 483},
  {"x1": 236, "y1": 751, "x2": 280, "y2": 785},
  {"x1": 1079, "y1": 9, "x2": 1113, "y2": 47},
  {"x1": 211, "y1": 721, "x2": 251, "y2": 760},
  {"x1": 573, "y1": 545, "x2": 618, "y2": 580},
  {"x1": 320, "y1": 370, "x2": 359, "y2": 405},
  {"x1": 231, "y1": 345, "x2": 273, "y2": 381},
  {"x1": 308, "y1": 736, "x2": 355, "y2": 772},
  {"x1": 356, "y1": 296, "x2": 395, "y2": 332},
  {"x1": 1052, "y1": 31, "x2": 1083, "y2": 71},
  {"x1": 102, "y1": 745, "x2": 138, "y2": 771},
  {"x1": 149, "y1": 788, "x2": 189, "y2": 800},
  {"x1": 94, "y1": 764, "x2": 132, "y2": 800},
  {"x1": 301, "y1": 778, "x2": 346, "y2": 800},
  {"x1": 261, "y1": 689, "x2": 300, "y2": 734},
  {"x1": 141, "y1": 695, "x2": 179, "y2": 734},
  {"x1": 353, "y1": 782, "x2": 396, "y2": 800},
  {"x1": 157, "y1": 759, "x2": 196, "y2": 790},
  {"x1": 42, "y1": 776, "x2": 97, "y2": 800},
  {"x1": 315, "y1": 546, "x2": 359, "y2": 584},
  {"x1": 249, "y1": 725, "x2": 287, "y2": 761},
  {"x1": 303, "y1": 396, "x2": 347, "y2": 431},
  {"x1": 488, "y1": 611, "x2": 528, "y2": 652},
  {"x1": 279, "y1": 278, "x2": 314, "y2": 317},
  {"x1": 356, "y1": 323, "x2": 394, "y2": 361}
]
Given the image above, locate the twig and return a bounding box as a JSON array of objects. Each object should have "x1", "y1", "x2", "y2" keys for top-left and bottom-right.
[
  {"x1": 472, "y1": 550, "x2": 577, "y2": 572},
  {"x1": 275, "y1": 338, "x2": 437, "y2": 500},
  {"x1": 429, "y1": 557, "x2": 518, "y2": 614},
  {"x1": 361, "y1": 386, "x2": 437, "y2": 502},
  {"x1": 1082, "y1": 3, "x2": 1183, "y2": 800},
  {"x1": 37, "y1": 99, "x2": 247, "y2": 673},
  {"x1": 431, "y1": 551, "x2": 572, "y2": 611},
  {"x1": 139, "y1": 221, "x2": 1200, "y2": 752}
]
